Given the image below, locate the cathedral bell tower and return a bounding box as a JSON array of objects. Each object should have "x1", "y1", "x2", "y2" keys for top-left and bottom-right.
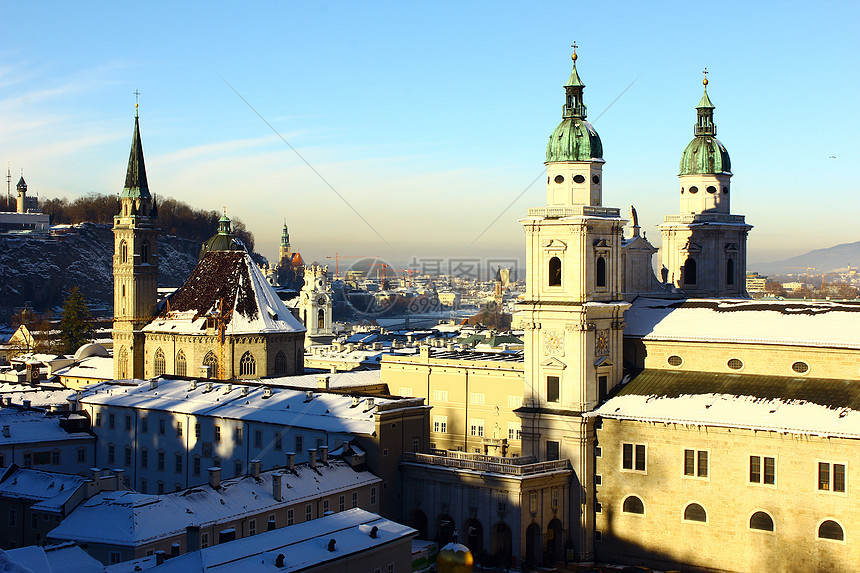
[
  {"x1": 112, "y1": 102, "x2": 159, "y2": 379},
  {"x1": 659, "y1": 71, "x2": 751, "y2": 297},
  {"x1": 517, "y1": 48, "x2": 629, "y2": 561}
]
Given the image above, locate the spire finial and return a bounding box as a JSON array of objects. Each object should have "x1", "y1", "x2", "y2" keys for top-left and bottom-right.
[
  {"x1": 702, "y1": 67, "x2": 708, "y2": 86},
  {"x1": 134, "y1": 89, "x2": 141, "y2": 117},
  {"x1": 571, "y1": 42, "x2": 578, "y2": 61}
]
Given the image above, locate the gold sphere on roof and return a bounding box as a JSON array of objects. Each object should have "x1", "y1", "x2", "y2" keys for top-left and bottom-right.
[
  {"x1": 703, "y1": 77, "x2": 708, "y2": 86},
  {"x1": 436, "y1": 542, "x2": 474, "y2": 573},
  {"x1": 571, "y1": 51, "x2": 578, "y2": 61}
]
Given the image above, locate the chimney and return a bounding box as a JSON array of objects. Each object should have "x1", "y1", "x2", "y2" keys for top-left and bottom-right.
[
  {"x1": 205, "y1": 382, "x2": 213, "y2": 392},
  {"x1": 272, "y1": 474, "x2": 282, "y2": 502},
  {"x1": 275, "y1": 554, "x2": 285, "y2": 567},
  {"x1": 263, "y1": 387, "x2": 273, "y2": 399},
  {"x1": 208, "y1": 467, "x2": 221, "y2": 489},
  {"x1": 150, "y1": 379, "x2": 158, "y2": 391},
  {"x1": 286, "y1": 452, "x2": 295, "y2": 471},
  {"x1": 351, "y1": 397, "x2": 360, "y2": 408},
  {"x1": 155, "y1": 551, "x2": 166, "y2": 565},
  {"x1": 250, "y1": 459, "x2": 261, "y2": 479},
  {"x1": 22, "y1": 400, "x2": 31, "y2": 410},
  {"x1": 218, "y1": 529, "x2": 236, "y2": 544},
  {"x1": 304, "y1": 391, "x2": 313, "y2": 402},
  {"x1": 327, "y1": 539, "x2": 336, "y2": 552},
  {"x1": 267, "y1": 516, "x2": 276, "y2": 531},
  {"x1": 111, "y1": 469, "x2": 125, "y2": 487},
  {"x1": 190, "y1": 380, "x2": 197, "y2": 391},
  {"x1": 319, "y1": 446, "x2": 328, "y2": 464},
  {"x1": 447, "y1": 343, "x2": 456, "y2": 351},
  {"x1": 317, "y1": 375, "x2": 330, "y2": 390},
  {"x1": 170, "y1": 543, "x2": 180, "y2": 558},
  {"x1": 224, "y1": 383, "x2": 232, "y2": 393},
  {"x1": 91, "y1": 468, "x2": 101, "y2": 480},
  {"x1": 241, "y1": 386, "x2": 249, "y2": 397},
  {"x1": 419, "y1": 345, "x2": 430, "y2": 359},
  {"x1": 308, "y1": 449, "x2": 317, "y2": 469},
  {"x1": 366, "y1": 398, "x2": 375, "y2": 409},
  {"x1": 186, "y1": 526, "x2": 200, "y2": 552}
]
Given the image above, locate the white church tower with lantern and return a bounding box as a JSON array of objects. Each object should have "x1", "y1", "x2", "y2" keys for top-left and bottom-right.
[
  {"x1": 660, "y1": 71, "x2": 751, "y2": 297},
  {"x1": 299, "y1": 264, "x2": 334, "y2": 346},
  {"x1": 516, "y1": 47, "x2": 629, "y2": 560}
]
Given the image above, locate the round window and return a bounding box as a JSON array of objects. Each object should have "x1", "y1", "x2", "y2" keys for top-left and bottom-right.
[
  {"x1": 689, "y1": 186, "x2": 699, "y2": 194},
  {"x1": 554, "y1": 175, "x2": 564, "y2": 184},
  {"x1": 592, "y1": 175, "x2": 600, "y2": 184},
  {"x1": 667, "y1": 355, "x2": 683, "y2": 367},
  {"x1": 573, "y1": 174, "x2": 586, "y2": 184},
  {"x1": 727, "y1": 358, "x2": 744, "y2": 370},
  {"x1": 707, "y1": 186, "x2": 717, "y2": 194},
  {"x1": 792, "y1": 361, "x2": 809, "y2": 374},
  {"x1": 722, "y1": 186, "x2": 728, "y2": 194}
]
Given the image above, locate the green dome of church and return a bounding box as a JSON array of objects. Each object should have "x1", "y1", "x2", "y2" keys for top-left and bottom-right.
[
  {"x1": 679, "y1": 136, "x2": 731, "y2": 175},
  {"x1": 679, "y1": 79, "x2": 731, "y2": 175},
  {"x1": 546, "y1": 51, "x2": 603, "y2": 163}
]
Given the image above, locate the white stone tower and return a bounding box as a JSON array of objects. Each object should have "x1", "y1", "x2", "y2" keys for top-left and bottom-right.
[
  {"x1": 15, "y1": 177, "x2": 26, "y2": 213},
  {"x1": 517, "y1": 49, "x2": 629, "y2": 561},
  {"x1": 299, "y1": 264, "x2": 333, "y2": 346},
  {"x1": 659, "y1": 72, "x2": 752, "y2": 297},
  {"x1": 113, "y1": 104, "x2": 159, "y2": 379}
]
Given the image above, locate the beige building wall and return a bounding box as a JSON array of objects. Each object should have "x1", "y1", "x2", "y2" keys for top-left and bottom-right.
[{"x1": 595, "y1": 418, "x2": 858, "y2": 572}]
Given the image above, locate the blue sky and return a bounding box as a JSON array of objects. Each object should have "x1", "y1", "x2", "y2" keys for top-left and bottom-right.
[{"x1": 1, "y1": 1, "x2": 857, "y2": 270}]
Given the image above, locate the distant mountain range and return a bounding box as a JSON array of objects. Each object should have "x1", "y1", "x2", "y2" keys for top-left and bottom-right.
[{"x1": 750, "y1": 240, "x2": 860, "y2": 276}]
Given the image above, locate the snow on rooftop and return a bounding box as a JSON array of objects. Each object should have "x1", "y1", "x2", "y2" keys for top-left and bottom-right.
[
  {"x1": 149, "y1": 508, "x2": 415, "y2": 573},
  {"x1": 79, "y1": 378, "x2": 419, "y2": 435},
  {"x1": 52, "y1": 356, "x2": 114, "y2": 381},
  {"x1": 143, "y1": 251, "x2": 305, "y2": 336},
  {"x1": 48, "y1": 461, "x2": 381, "y2": 546},
  {"x1": 6, "y1": 543, "x2": 102, "y2": 573},
  {"x1": 264, "y1": 369, "x2": 383, "y2": 391},
  {"x1": 625, "y1": 297, "x2": 860, "y2": 349},
  {"x1": 0, "y1": 409, "x2": 92, "y2": 447},
  {"x1": 0, "y1": 467, "x2": 88, "y2": 511}
]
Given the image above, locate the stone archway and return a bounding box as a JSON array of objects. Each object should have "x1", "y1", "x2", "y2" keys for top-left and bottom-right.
[
  {"x1": 464, "y1": 517, "x2": 483, "y2": 556},
  {"x1": 524, "y1": 522, "x2": 542, "y2": 570},
  {"x1": 546, "y1": 518, "x2": 563, "y2": 566},
  {"x1": 491, "y1": 522, "x2": 513, "y2": 569},
  {"x1": 411, "y1": 509, "x2": 428, "y2": 540},
  {"x1": 437, "y1": 513, "x2": 455, "y2": 546}
]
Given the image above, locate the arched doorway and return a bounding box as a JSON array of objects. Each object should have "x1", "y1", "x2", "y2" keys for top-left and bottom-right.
[
  {"x1": 546, "y1": 518, "x2": 563, "y2": 566},
  {"x1": 491, "y1": 522, "x2": 513, "y2": 569},
  {"x1": 411, "y1": 509, "x2": 428, "y2": 540},
  {"x1": 464, "y1": 518, "x2": 483, "y2": 556},
  {"x1": 437, "y1": 513, "x2": 455, "y2": 545},
  {"x1": 524, "y1": 522, "x2": 542, "y2": 570}
]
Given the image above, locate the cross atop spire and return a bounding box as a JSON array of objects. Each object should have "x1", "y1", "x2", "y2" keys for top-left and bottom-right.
[
  {"x1": 134, "y1": 90, "x2": 140, "y2": 118},
  {"x1": 121, "y1": 107, "x2": 151, "y2": 200},
  {"x1": 571, "y1": 41, "x2": 578, "y2": 61},
  {"x1": 702, "y1": 67, "x2": 708, "y2": 86}
]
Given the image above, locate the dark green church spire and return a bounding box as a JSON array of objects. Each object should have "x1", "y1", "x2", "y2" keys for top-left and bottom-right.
[{"x1": 121, "y1": 100, "x2": 150, "y2": 200}]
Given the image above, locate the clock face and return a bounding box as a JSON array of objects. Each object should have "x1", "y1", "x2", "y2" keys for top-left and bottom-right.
[
  {"x1": 595, "y1": 329, "x2": 610, "y2": 356},
  {"x1": 318, "y1": 297, "x2": 327, "y2": 306},
  {"x1": 543, "y1": 331, "x2": 564, "y2": 356}
]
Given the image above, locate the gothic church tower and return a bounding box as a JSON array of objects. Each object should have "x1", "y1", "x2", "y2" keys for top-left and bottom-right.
[
  {"x1": 517, "y1": 49, "x2": 629, "y2": 560},
  {"x1": 659, "y1": 73, "x2": 751, "y2": 296},
  {"x1": 113, "y1": 105, "x2": 158, "y2": 379}
]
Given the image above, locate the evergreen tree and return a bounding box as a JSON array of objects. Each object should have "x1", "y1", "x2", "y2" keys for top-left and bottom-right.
[{"x1": 59, "y1": 287, "x2": 94, "y2": 354}]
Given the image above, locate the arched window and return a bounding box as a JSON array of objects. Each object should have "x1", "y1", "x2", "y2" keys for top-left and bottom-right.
[
  {"x1": 684, "y1": 503, "x2": 707, "y2": 522},
  {"x1": 141, "y1": 242, "x2": 149, "y2": 264},
  {"x1": 240, "y1": 351, "x2": 256, "y2": 377},
  {"x1": 750, "y1": 511, "x2": 774, "y2": 531},
  {"x1": 203, "y1": 351, "x2": 218, "y2": 378},
  {"x1": 548, "y1": 257, "x2": 562, "y2": 287},
  {"x1": 120, "y1": 240, "x2": 128, "y2": 264},
  {"x1": 318, "y1": 309, "x2": 325, "y2": 330},
  {"x1": 726, "y1": 258, "x2": 735, "y2": 285},
  {"x1": 818, "y1": 520, "x2": 844, "y2": 541},
  {"x1": 274, "y1": 351, "x2": 287, "y2": 375},
  {"x1": 622, "y1": 495, "x2": 644, "y2": 514},
  {"x1": 117, "y1": 346, "x2": 128, "y2": 379},
  {"x1": 153, "y1": 348, "x2": 166, "y2": 377},
  {"x1": 175, "y1": 350, "x2": 187, "y2": 377},
  {"x1": 596, "y1": 256, "x2": 607, "y2": 288},
  {"x1": 683, "y1": 258, "x2": 697, "y2": 285}
]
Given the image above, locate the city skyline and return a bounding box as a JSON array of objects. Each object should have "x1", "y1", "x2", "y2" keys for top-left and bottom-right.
[{"x1": 0, "y1": 1, "x2": 857, "y2": 268}]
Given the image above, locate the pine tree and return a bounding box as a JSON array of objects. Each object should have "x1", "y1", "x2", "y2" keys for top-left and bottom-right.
[{"x1": 59, "y1": 287, "x2": 94, "y2": 354}]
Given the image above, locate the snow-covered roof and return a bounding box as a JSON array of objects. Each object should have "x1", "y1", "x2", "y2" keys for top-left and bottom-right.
[
  {"x1": 147, "y1": 508, "x2": 414, "y2": 573},
  {"x1": 144, "y1": 251, "x2": 306, "y2": 336},
  {"x1": 78, "y1": 378, "x2": 422, "y2": 436},
  {"x1": 52, "y1": 356, "x2": 114, "y2": 381},
  {"x1": 48, "y1": 461, "x2": 381, "y2": 546},
  {"x1": 264, "y1": 370, "x2": 384, "y2": 390},
  {"x1": 625, "y1": 297, "x2": 860, "y2": 349},
  {"x1": 0, "y1": 409, "x2": 92, "y2": 447},
  {"x1": 0, "y1": 467, "x2": 89, "y2": 511},
  {"x1": 590, "y1": 369, "x2": 860, "y2": 438},
  {"x1": 6, "y1": 543, "x2": 102, "y2": 573}
]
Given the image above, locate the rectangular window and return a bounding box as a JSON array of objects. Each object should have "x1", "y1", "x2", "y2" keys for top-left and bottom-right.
[
  {"x1": 141, "y1": 449, "x2": 148, "y2": 468},
  {"x1": 323, "y1": 499, "x2": 330, "y2": 513},
  {"x1": 124, "y1": 447, "x2": 132, "y2": 466},
  {"x1": 158, "y1": 419, "x2": 165, "y2": 435},
  {"x1": 51, "y1": 450, "x2": 60, "y2": 465},
  {"x1": 371, "y1": 487, "x2": 377, "y2": 505},
  {"x1": 195, "y1": 423, "x2": 200, "y2": 438},
  {"x1": 529, "y1": 491, "x2": 537, "y2": 514},
  {"x1": 547, "y1": 376, "x2": 560, "y2": 403},
  {"x1": 598, "y1": 375, "x2": 608, "y2": 401},
  {"x1": 295, "y1": 435, "x2": 304, "y2": 453},
  {"x1": 551, "y1": 487, "x2": 559, "y2": 509},
  {"x1": 433, "y1": 390, "x2": 448, "y2": 402},
  {"x1": 339, "y1": 495, "x2": 345, "y2": 511},
  {"x1": 547, "y1": 440, "x2": 560, "y2": 461},
  {"x1": 469, "y1": 419, "x2": 484, "y2": 437},
  {"x1": 95, "y1": 412, "x2": 101, "y2": 427},
  {"x1": 819, "y1": 462, "x2": 847, "y2": 493},
  {"x1": 23, "y1": 453, "x2": 32, "y2": 468},
  {"x1": 684, "y1": 449, "x2": 708, "y2": 477},
  {"x1": 234, "y1": 427, "x2": 243, "y2": 445},
  {"x1": 140, "y1": 416, "x2": 147, "y2": 433},
  {"x1": 77, "y1": 447, "x2": 86, "y2": 464},
  {"x1": 214, "y1": 425, "x2": 221, "y2": 442},
  {"x1": 201, "y1": 533, "x2": 209, "y2": 549},
  {"x1": 108, "y1": 445, "x2": 115, "y2": 464},
  {"x1": 177, "y1": 422, "x2": 183, "y2": 437},
  {"x1": 8, "y1": 509, "x2": 16, "y2": 526},
  {"x1": 109, "y1": 552, "x2": 121, "y2": 565},
  {"x1": 287, "y1": 509, "x2": 294, "y2": 526},
  {"x1": 254, "y1": 430, "x2": 262, "y2": 448},
  {"x1": 125, "y1": 415, "x2": 132, "y2": 431},
  {"x1": 108, "y1": 413, "x2": 115, "y2": 429},
  {"x1": 399, "y1": 387, "x2": 413, "y2": 397},
  {"x1": 433, "y1": 415, "x2": 448, "y2": 433},
  {"x1": 157, "y1": 482, "x2": 164, "y2": 494},
  {"x1": 352, "y1": 492, "x2": 358, "y2": 508},
  {"x1": 157, "y1": 451, "x2": 165, "y2": 471},
  {"x1": 750, "y1": 455, "x2": 776, "y2": 485},
  {"x1": 175, "y1": 453, "x2": 183, "y2": 473},
  {"x1": 470, "y1": 392, "x2": 485, "y2": 405},
  {"x1": 193, "y1": 456, "x2": 201, "y2": 476},
  {"x1": 622, "y1": 443, "x2": 646, "y2": 472},
  {"x1": 305, "y1": 503, "x2": 312, "y2": 521},
  {"x1": 508, "y1": 395, "x2": 521, "y2": 408},
  {"x1": 249, "y1": 519, "x2": 256, "y2": 536},
  {"x1": 388, "y1": 564, "x2": 394, "y2": 573}
]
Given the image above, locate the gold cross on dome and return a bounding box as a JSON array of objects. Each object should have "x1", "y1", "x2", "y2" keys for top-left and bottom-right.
[{"x1": 702, "y1": 68, "x2": 709, "y2": 85}]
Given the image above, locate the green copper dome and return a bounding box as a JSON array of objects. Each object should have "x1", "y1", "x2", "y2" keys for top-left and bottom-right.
[
  {"x1": 545, "y1": 53, "x2": 603, "y2": 163},
  {"x1": 679, "y1": 83, "x2": 731, "y2": 175}
]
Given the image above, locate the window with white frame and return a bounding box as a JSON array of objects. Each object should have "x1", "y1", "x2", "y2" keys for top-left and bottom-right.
[
  {"x1": 433, "y1": 415, "x2": 448, "y2": 433},
  {"x1": 684, "y1": 449, "x2": 709, "y2": 478},
  {"x1": 508, "y1": 422, "x2": 522, "y2": 441},
  {"x1": 750, "y1": 455, "x2": 776, "y2": 485},
  {"x1": 818, "y1": 462, "x2": 846, "y2": 493},
  {"x1": 433, "y1": 390, "x2": 448, "y2": 402},
  {"x1": 622, "y1": 443, "x2": 646, "y2": 472},
  {"x1": 469, "y1": 419, "x2": 484, "y2": 437},
  {"x1": 470, "y1": 392, "x2": 485, "y2": 405}
]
